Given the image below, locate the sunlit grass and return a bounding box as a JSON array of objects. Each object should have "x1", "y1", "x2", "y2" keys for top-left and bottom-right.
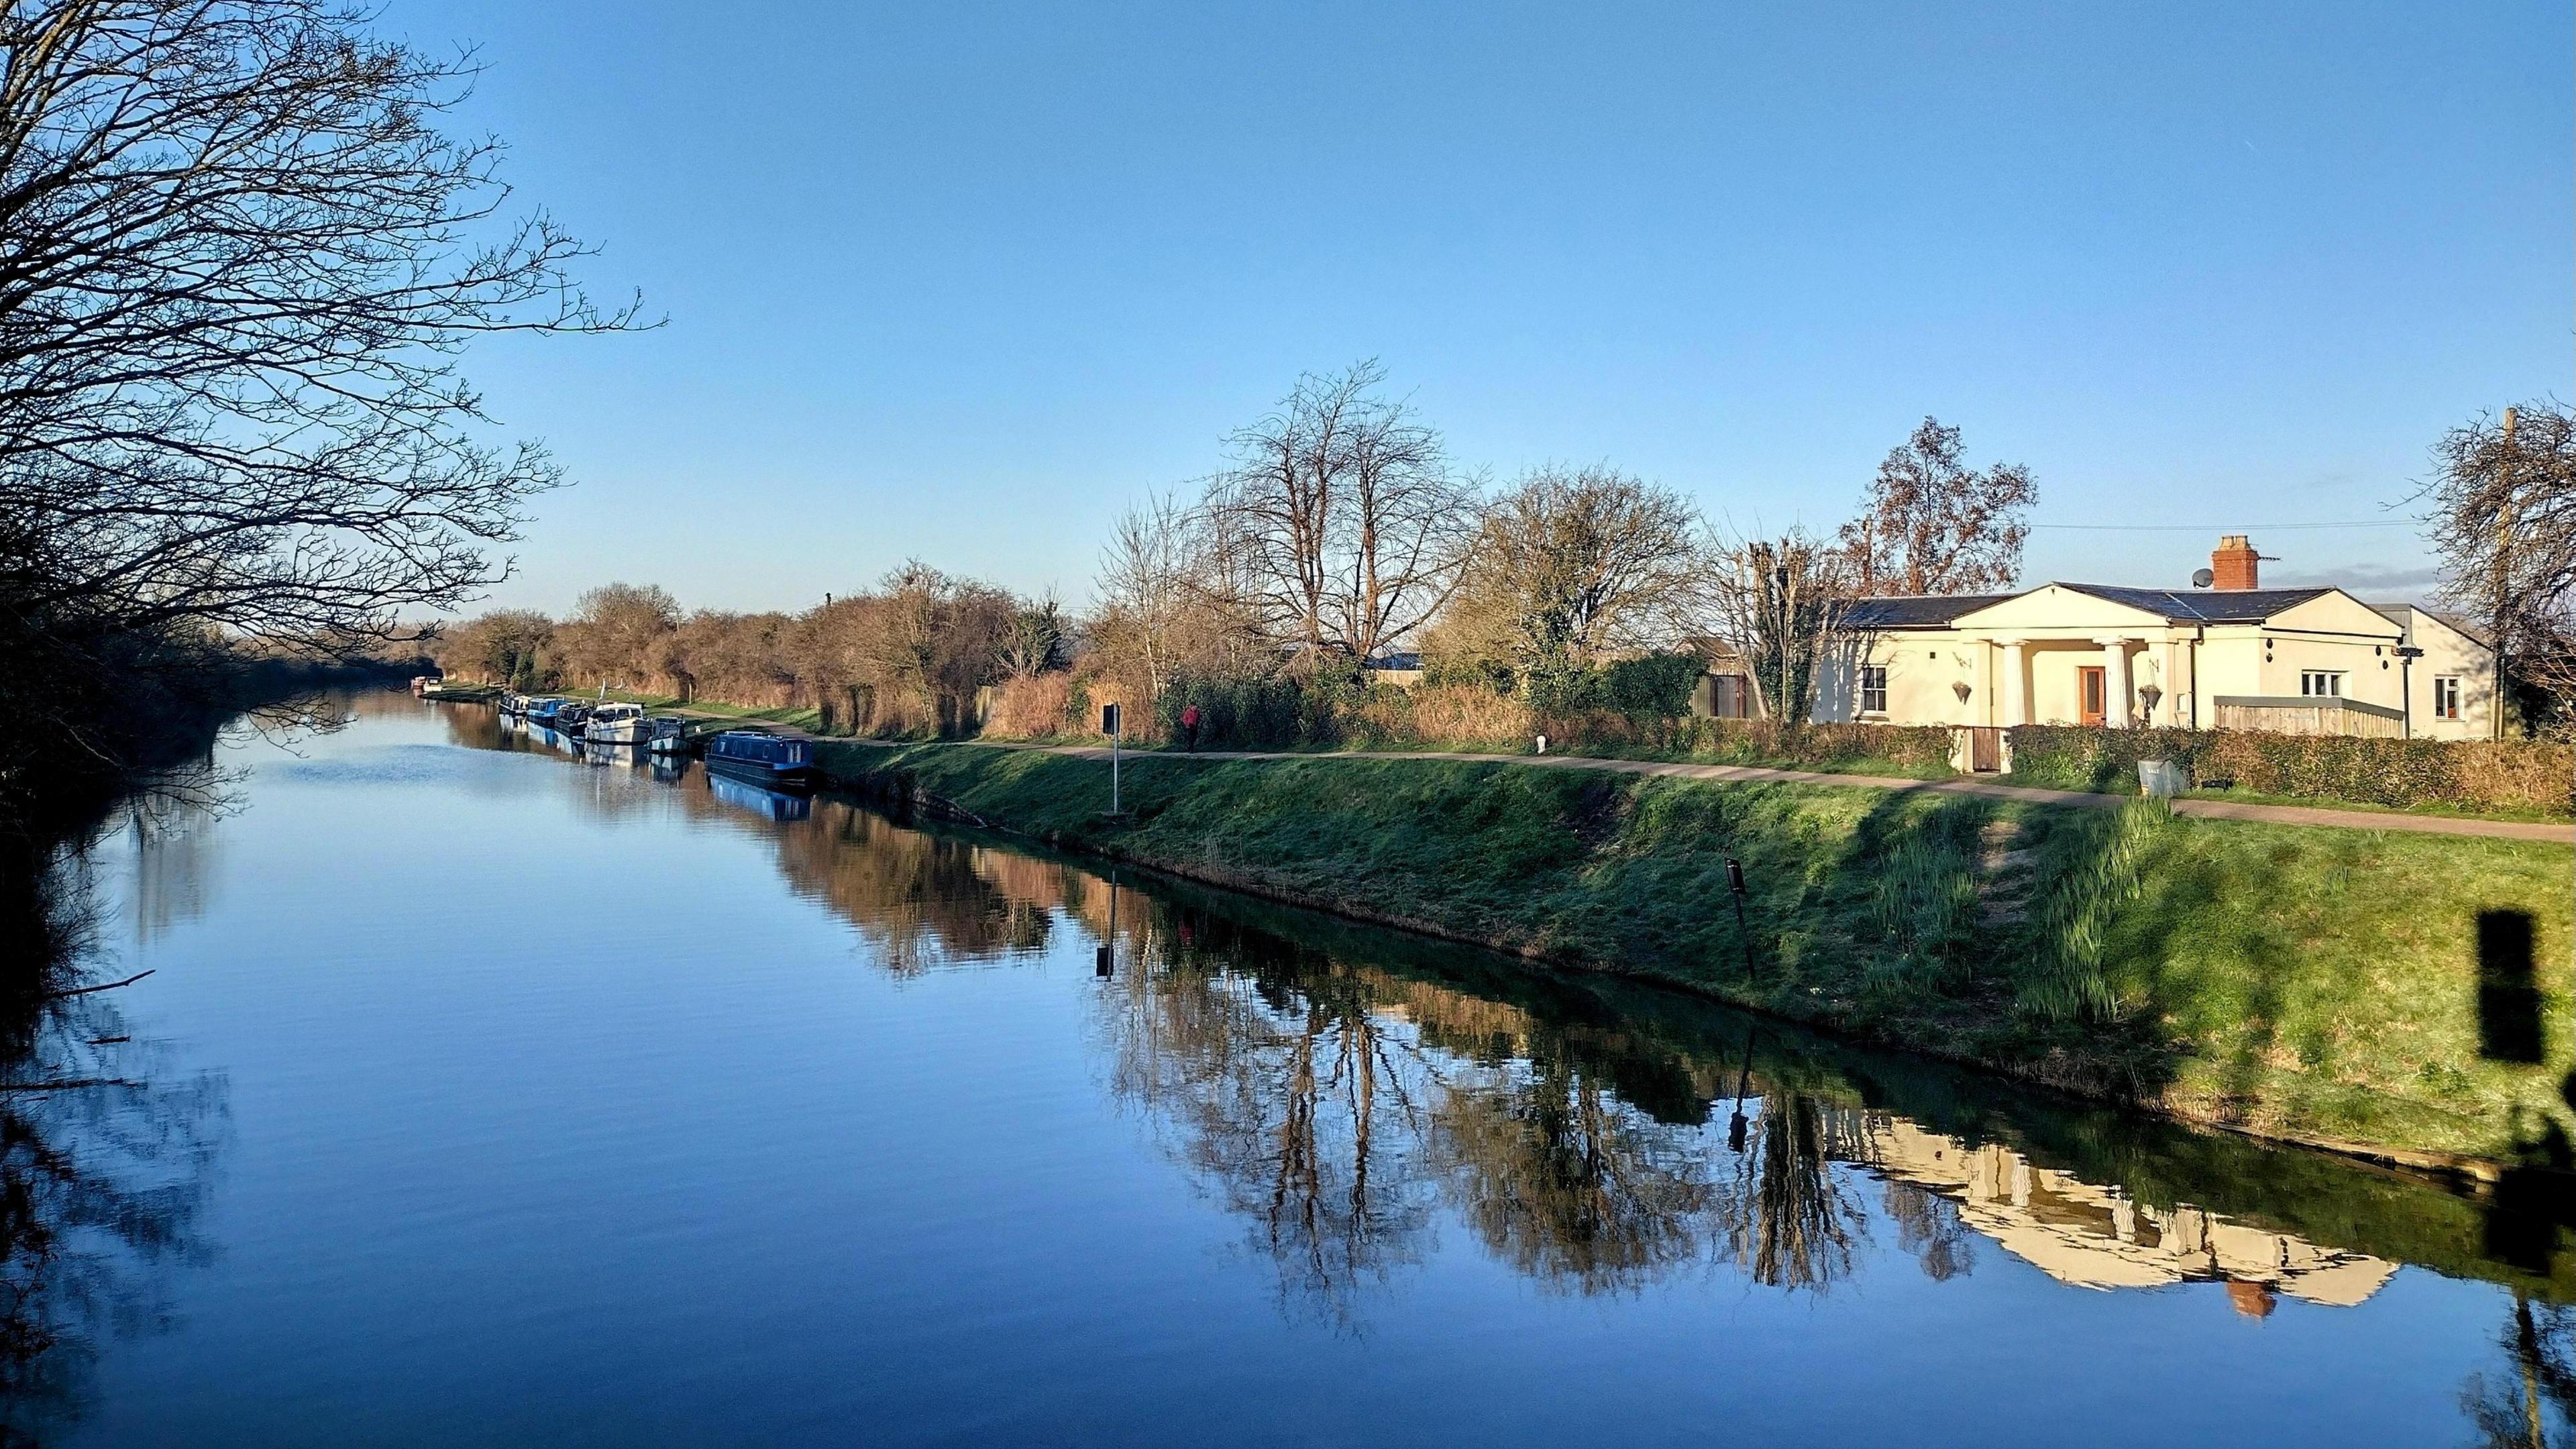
[{"x1": 847, "y1": 742, "x2": 2576, "y2": 1163}]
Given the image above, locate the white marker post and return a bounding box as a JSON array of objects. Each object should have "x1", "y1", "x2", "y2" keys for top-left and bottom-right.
[{"x1": 1102, "y1": 702, "x2": 1122, "y2": 814}]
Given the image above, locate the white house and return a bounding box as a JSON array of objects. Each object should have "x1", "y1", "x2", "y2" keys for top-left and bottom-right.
[{"x1": 1794, "y1": 536, "x2": 2498, "y2": 741}]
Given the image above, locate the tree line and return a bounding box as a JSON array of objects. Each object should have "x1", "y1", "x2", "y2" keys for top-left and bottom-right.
[
  {"x1": 438, "y1": 359, "x2": 2576, "y2": 743},
  {"x1": 441, "y1": 364, "x2": 2049, "y2": 739}
]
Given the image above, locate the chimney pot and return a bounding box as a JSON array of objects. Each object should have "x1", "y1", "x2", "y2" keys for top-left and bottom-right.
[{"x1": 2211, "y1": 535, "x2": 2259, "y2": 591}]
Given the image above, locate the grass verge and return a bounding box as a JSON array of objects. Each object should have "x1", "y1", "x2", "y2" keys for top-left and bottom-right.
[{"x1": 827, "y1": 740, "x2": 2576, "y2": 1169}]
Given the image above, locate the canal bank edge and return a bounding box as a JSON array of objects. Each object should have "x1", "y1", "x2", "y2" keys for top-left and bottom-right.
[{"x1": 817, "y1": 739, "x2": 2576, "y2": 1179}]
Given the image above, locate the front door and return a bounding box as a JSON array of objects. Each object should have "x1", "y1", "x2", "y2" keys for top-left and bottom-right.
[{"x1": 2078, "y1": 667, "x2": 2107, "y2": 727}]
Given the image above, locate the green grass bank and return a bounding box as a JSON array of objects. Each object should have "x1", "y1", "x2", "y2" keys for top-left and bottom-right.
[{"x1": 826, "y1": 740, "x2": 2575, "y2": 1172}]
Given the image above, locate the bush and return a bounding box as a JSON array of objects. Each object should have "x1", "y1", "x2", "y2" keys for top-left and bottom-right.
[
  {"x1": 2005, "y1": 724, "x2": 2575, "y2": 818},
  {"x1": 1159, "y1": 666, "x2": 1368, "y2": 749},
  {"x1": 983, "y1": 673, "x2": 1073, "y2": 739}
]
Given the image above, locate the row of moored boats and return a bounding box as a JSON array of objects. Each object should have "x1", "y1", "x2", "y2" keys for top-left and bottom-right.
[{"x1": 495, "y1": 693, "x2": 822, "y2": 790}]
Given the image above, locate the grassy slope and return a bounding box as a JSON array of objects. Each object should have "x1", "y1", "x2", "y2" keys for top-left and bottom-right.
[{"x1": 835, "y1": 741, "x2": 2575, "y2": 1166}]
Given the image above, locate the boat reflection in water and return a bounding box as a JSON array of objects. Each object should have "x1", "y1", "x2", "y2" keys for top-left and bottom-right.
[{"x1": 707, "y1": 768, "x2": 812, "y2": 822}]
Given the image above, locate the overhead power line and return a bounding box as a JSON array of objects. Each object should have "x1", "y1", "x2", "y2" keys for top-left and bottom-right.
[{"x1": 2028, "y1": 521, "x2": 2418, "y2": 532}]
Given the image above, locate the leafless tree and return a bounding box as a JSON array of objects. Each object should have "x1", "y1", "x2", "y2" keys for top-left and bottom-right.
[
  {"x1": 1839, "y1": 418, "x2": 2036, "y2": 596},
  {"x1": 1091, "y1": 492, "x2": 1200, "y2": 700},
  {"x1": 996, "y1": 594, "x2": 1066, "y2": 679},
  {"x1": 0, "y1": 0, "x2": 643, "y2": 657},
  {"x1": 2420, "y1": 402, "x2": 2576, "y2": 730},
  {"x1": 1209, "y1": 361, "x2": 1477, "y2": 661},
  {"x1": 1432, "y1": 465, "x2": 1704, "y2": 680},
  {"x1": 1705, "y1": 530, "x2": 1856, "y2": 724},
  {"x1": 556, "y1": 582, "x2": 678, "y2": 690}
]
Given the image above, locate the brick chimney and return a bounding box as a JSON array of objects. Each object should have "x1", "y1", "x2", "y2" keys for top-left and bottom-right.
[{"x1": 2211, "y1": 535, "x2": 2260, "y2": 591}]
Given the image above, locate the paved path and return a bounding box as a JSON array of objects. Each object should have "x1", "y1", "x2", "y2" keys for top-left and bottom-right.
[{"x1": 840, "y1": 738, "x2": 2575, "y2": 844}]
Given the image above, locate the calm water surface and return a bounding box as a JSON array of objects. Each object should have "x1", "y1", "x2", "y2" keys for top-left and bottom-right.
[{"x1": 10, "y1": 692, "x2": 2576, "y2": 1446}]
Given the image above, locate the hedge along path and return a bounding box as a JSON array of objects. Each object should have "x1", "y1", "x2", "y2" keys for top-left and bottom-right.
[{"x1": 847, "y1": 739, "x2": 2576, "y2": 845}]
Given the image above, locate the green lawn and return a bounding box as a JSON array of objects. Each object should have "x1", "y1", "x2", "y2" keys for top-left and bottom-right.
[{"x1": 837, "y1": 741, "x2": 2575, "y2": 1167}]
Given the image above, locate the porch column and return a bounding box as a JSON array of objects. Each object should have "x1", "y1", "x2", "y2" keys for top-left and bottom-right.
[
  {"x1": 1999, "y1": 639, "x2": 2029, "y2": 726},
  {"x1": 2096, "y1": 637, "x2": 2135, "y2": 729}
]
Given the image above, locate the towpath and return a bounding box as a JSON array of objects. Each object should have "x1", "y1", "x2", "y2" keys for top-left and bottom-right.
[{"x1": 833, "y1": 739, "x2": 2575, "y2": 845}]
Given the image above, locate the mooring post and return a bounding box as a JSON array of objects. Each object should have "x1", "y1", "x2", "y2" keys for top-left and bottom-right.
[{"x1": 1725, "y1": 855, "x2": 1755, "y2": 981}]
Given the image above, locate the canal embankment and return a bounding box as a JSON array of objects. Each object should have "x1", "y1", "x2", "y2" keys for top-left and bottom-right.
[{"x1": 820, "y1": 738, "x2": 2576, "y2": 1175}]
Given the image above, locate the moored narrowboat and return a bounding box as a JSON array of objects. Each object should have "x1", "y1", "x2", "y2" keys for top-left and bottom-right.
[
  {"x1": 525, "y1": 697, "x2": 565, "y2": 727},
  {"x1": 555, "y1": 700, "x2": 592, "y2": 736},
  {"x1": 645, "y1": 716, "x2": 691, "y2": 755},
  {"x1": 703, "y1": 731, "x2": 821, "y2": 790}
]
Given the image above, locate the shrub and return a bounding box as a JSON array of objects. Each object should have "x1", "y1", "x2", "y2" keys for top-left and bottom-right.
[
  {"x1": 2006, "y1": 725, "x2": 2575, "y2": 818},
  {"x1": 1357, "y1": 682, "x2": 1532, "y2": 751},
  {"x1": 983, "y1": 673, "x2": 1073, "y2": 739},
  {"x1": 1599, "y1": 653, "x2": 1705, "y2": 719}
]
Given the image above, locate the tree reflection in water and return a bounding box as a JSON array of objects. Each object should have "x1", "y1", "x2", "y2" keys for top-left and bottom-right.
[
  {"x1": 1434, "y1": 1053, "x2": 1717, "y2": 1296},
  {"x1": 2461, "y1": 1295, "x2": 2576, "y2": 1448},
  {"x1": 1723, "y1": 1094, "x2": 1864, "y2": 1293},
  {"x1": 1092, "y1": 902, "x2": 1879, "y2": 1314},
  {"x1": 1098, "y1": 916, "x2": 1440, "y2": 1323},
  {"x1": 0, "y1": 783, "x2": 226, "y2": 1446}
]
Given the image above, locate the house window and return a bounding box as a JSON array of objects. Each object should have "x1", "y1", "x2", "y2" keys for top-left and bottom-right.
[
  {"x1": 2299, "y1": 671, "x2": 2344, "y2": 698},
  {"x1": 1860, "y1": 665, "x2": 1888, "y2": 715},
  {"x1": 2433, "y1": 676, "x2": 2461, "y2": 720}
]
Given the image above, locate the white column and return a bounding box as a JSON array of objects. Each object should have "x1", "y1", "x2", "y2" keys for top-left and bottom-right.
[
  {"x1": 2098, "y1": 637, "x2": 2134, "y2": 729},
  {"x1": 2000, "y1": 639, "x2": 2029, "y2": 726}
]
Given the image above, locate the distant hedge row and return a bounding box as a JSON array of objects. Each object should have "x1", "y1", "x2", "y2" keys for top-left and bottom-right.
[{"x1": 2004, "y1": 724, "x2": 2575, "y2": 818}]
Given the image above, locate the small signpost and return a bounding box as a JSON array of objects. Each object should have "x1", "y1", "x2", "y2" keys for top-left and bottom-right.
[{"x1": 1102, "y1": 702, "x2": 1122, "y2": 815}]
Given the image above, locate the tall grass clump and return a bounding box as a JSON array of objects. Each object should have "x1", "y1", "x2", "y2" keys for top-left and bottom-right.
[
  {"x1": 1867, "y1": 822, "x2": 1982, "y2": 993},
  {"x1": 2019, "y1": 796, "x2": 2174, "y2": 1023}
]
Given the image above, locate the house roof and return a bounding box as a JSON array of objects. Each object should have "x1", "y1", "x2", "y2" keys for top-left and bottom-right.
[
  {"x1": 1842, "y1": 594, "x2": 2020, "y2": 629},
  {"x1": 2371, "y1": 603, "x2": 2491, "y2": 647},
  {"x1": 2048, "y1": 583, "x2": 2336, "y2": 624}
]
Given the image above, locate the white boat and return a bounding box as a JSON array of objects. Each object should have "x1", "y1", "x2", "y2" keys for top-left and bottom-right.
[
  {"x1": 646, "y1": 716, "x2": 692, "y2": 755},
  {"x1": 584, "y1": 702, "x2": 650, "y2": 745}
]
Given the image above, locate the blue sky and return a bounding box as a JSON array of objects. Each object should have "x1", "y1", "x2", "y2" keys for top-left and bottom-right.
[{"x1": 392, "y1": 1, "x2": 2573, "y2": 614}]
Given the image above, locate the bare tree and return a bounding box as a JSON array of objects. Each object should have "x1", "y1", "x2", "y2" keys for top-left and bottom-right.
[
  {"x1": 0, "y1": 0, "x2": 642, "y2": 658},
  {"x1": 1210, "y1": 361, "x2": 1476, "y2": 661},
  {"x1": 1091, "y1": 492, "x2": 1199, "y2": 700},
  {"x1": 1432, "y1": 465, "x2": 1704, "y2": 683},
  {"x1": 1839, "y1": 418, "x2": 2036, "y2": 596},
  {"x1": 996, "y1": 594, "x2": 1066, "y2": 680},
  {"x1": 2420, "y1": 402, "x2": 2576, "y2": 732},
  {"x1": 1706, "y1": 530, "x2": 1856, "y2": 724},
  {"x1": 557, "y1": 582, "x2": 678, "y2": 690}
]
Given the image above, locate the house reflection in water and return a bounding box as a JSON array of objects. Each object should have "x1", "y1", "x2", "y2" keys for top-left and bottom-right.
[{"x1": 1851, "y1": 1113, "x2": 2399, "y2": 1311}]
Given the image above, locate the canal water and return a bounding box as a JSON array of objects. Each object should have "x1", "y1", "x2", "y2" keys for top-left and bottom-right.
[{"x1": 8, "y1": 692, "x2": 2575, "y2": 1446}]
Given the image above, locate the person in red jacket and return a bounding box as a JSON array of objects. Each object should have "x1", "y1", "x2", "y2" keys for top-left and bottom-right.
[{"x1": 1180, "y1": 704, "x2": 1201, "y2": 753}]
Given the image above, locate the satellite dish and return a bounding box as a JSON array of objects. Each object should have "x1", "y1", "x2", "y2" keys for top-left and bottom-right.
[{"x1": 2191, "y1": 568, "x2": 2215, "y2": 588}]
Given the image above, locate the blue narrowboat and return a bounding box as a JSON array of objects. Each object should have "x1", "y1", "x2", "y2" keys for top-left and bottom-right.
[
  {"x1": 525, "y1": 697, "x2": 565, "y2": 727},
  {"x1": 704, "y1": 731, "x2": 821, "y2": 790}
]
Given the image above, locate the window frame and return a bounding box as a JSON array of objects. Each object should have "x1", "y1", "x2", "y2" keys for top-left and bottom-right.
[
  {"x1": 1858, "y1": 664, "x2": 1889, "y2": 716},
  {"x1": 2432, "y1": 675, "x2": 2461, "y2": 720},
  {"x1": 2299, "y1": 670, "x2": 2345, "y2": 698}
]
